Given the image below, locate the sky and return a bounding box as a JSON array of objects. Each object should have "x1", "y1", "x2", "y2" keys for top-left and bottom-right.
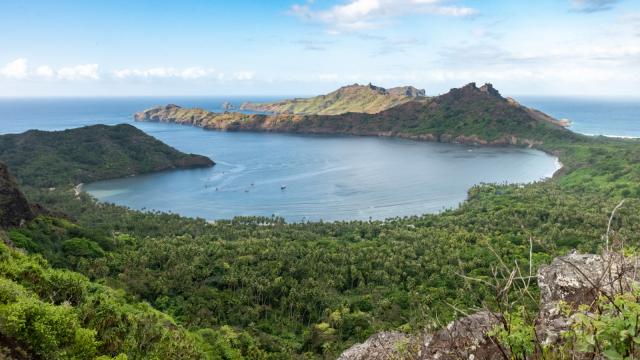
[{"x1": 0, "y1": 0, "x2": 639, "y2": 97}]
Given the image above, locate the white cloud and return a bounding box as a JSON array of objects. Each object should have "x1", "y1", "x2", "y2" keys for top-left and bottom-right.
[
  {"x1": 57, "y1": 64, "x2": 100, "y2": 80},
  {"x1": 290, "y1": 0, "x2": 477, "y2": 33},
  {"x1": 0, "y1": 58, "x2": 29, "y2": 79},
  {"x1": 113, "y1": 66, "x2": 220, "y2": 80},
  {"x1": 35, "y1": 65, "x2": 55, "y2": 79},
  {"x1": 0, "y1": 59, "x2": 100, "y2": 81},
  {"x1": 232, "y1": 71, "x2": 254, "y2": 81}
]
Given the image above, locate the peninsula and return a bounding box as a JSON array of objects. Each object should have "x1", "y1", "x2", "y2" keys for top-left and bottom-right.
[{"x1": 135, "y1": 83, "x2": 576, "y2": 147}]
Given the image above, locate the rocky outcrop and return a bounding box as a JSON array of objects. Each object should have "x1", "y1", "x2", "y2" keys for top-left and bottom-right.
[
  {"x1": 339, "y1": 311, "x2": 503, "y2": 360},
  {"x1": 536, "y1": 252, "x2": 638, "y2": 345},
  {"x1": 387, "y1": 85, "x2": 426, "y2": 98},
  {"x1": 339, "y1": 252, "x2": 634, "y2": 359},
  {"x1": 222, "y1": 101, "x2": 235, "y2": 112},
  {"x1": 337, "y1": 332, "x2": 412, "y2": 360},
  {"x1": 0, "y1": 163, "x2": 34, "y2": 229},
  {"x1": 422, "y1": 311, "x2": 504, "y2": 360}
]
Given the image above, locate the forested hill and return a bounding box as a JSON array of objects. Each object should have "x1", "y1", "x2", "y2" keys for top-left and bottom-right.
[
  {"x1": 135, "y1": 83, "x2": 579, "y2": 146},
  {"x1": 240, "y1": 83, "x2": 427, "y2": 115},
  {"x1": 0, "y1": 124, "x2": 214, "y2": 187}
]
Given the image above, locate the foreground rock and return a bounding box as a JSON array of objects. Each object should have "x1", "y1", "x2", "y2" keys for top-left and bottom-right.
[
  {"x1": 421, "y1": 311, "x2": 504, "y2": 360},
  {"x1": 340, "y1": 252, "x2": 635, "y2": 359},
  {"x1": 337, "y1": 332, "x2": 412, "y2": 360},
  {"x1": 339, "y1": 311, "x2": 503, "y2": 360},
  {"x1": 536, "y1": 251, "x2": 638, "y2": 345}
]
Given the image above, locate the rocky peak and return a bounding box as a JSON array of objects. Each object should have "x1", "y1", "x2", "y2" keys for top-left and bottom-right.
[
  {"x1": 0, "y1": 163, "x2": 34, "y2": 229},
  {"x1": 366, "y1": 83, "x2": 388, "y2": 94},
  {"x1": 440, "y1": 82, "x2": 507, "y2": 104},
  {"x1": 461, "y1": 82, "x2": 477, "y2": 90},
  {"x1": 479, "y1": 83, "x2": 501, "y2": 97},
  {"x1": 388, "y1": 86, "x2": 426, "y2": 98},
  {"x1": 337, "y1": 83, "x2": 425, "y2": 98}
]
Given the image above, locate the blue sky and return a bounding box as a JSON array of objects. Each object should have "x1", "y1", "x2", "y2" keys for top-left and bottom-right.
[{"x1": 1, "y1": 0, "x2": 639, "y2": 96}]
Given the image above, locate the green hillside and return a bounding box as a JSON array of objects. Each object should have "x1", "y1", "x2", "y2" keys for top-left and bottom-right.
[{"x1": 0, "y1": 124, "x2": 214, "y2": 187}]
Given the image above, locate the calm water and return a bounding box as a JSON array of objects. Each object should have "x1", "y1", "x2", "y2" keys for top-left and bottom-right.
[
  {"x1": 0, "y1": 96, "x2": 636, "y2": 221},
  {"x1": 519, "y1": 97, "x2": 640, "y2": 138}
]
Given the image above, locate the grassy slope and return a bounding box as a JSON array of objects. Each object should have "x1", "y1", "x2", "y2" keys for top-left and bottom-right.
[
  {"x1": 239, "y1": 84, "x2": 426, "y2": 115},
  {"x1": 0, "y1": 124, "x2": 214, "y2": 187}
]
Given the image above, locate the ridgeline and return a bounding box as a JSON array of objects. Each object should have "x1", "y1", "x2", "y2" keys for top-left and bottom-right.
[
  {"x1": 239, "y1": 83, "x2": 426, "y2": 115},
  {"x1": 135, "y1": 83, "x2": 577, "y2": 147}
]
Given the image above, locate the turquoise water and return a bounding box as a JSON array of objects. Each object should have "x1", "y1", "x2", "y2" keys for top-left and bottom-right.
[{"x1": 1, "y1": 96, "x2": 635, "y2": 221}]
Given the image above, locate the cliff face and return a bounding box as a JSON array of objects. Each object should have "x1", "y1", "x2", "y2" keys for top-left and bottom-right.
[
  {"x1": 239, "y1": 83, "x2": 427, "y2": 115},
  {"x1": 0, "y1": 163, "x2": 34, "y2": 229},
  {"x1": 0, "y1": 124, "x2": 215, "y2": 187},
  {"x1": 135, "y1": 83, "x2": 578, "y2": 147}
]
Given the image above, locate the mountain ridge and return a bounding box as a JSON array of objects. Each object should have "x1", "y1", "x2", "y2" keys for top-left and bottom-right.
[
  {"x1": 239, "y1": 83, "x2": 427, "y2": 115},
  {"x1": 136, "y1": 82, "x2": 578, "y2": 147}
]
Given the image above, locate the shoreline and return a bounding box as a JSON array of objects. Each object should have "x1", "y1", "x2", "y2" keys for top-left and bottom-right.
[{"x1": 81, "y1": 121, "x2": 565, "y2": 224}]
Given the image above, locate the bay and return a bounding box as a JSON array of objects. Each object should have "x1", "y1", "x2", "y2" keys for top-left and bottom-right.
[{"x1": 3, "y1": 96, "x2": 634, "y2": 221}]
